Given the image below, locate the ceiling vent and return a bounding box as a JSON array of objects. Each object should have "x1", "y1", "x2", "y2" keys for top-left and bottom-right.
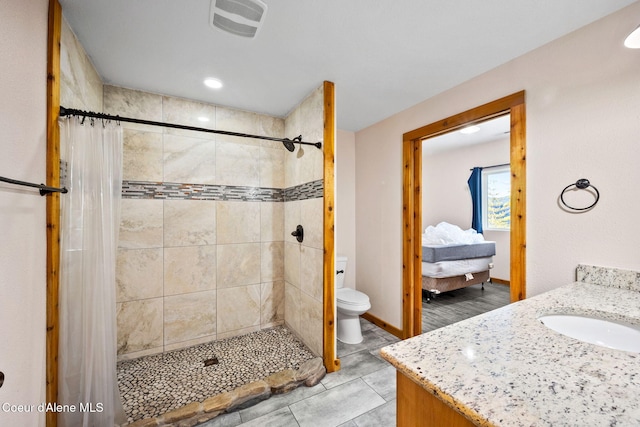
[{"x1": 210, "y1": 0, "x2": 268, "y2": 38}]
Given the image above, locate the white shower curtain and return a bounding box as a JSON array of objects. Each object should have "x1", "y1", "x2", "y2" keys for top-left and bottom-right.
[{"x1": 59, "y1": 116, "x2": 126, "y2": 427}]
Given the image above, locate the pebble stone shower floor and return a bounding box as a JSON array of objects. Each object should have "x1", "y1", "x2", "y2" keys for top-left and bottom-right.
[{"x1": 117, "y1": 326, "x2": 316, "y2": 424}]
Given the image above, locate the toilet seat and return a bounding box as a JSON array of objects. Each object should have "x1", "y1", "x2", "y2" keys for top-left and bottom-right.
[{"x1": 337, "y1": 288, "x2": 370, "y2": 307}]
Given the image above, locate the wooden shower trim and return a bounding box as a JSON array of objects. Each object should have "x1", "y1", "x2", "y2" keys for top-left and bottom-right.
[
  {"x1": 322, "y1": 81, "x2": 340, "y2": 373},
  {"x1": 46, "y1": 1, "x2": 62, "y2": 426},
  {"x1": 401, "y1": 91, "x2": 527, "y2": 338}
]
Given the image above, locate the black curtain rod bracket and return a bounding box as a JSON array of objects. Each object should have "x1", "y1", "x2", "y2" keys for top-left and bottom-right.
[
  {"x1": 60, "y1": 107, "x2": 322, "y2": 149},
  {"x1": 0, "y1": 175, "x2": 67, "y2": 196}
]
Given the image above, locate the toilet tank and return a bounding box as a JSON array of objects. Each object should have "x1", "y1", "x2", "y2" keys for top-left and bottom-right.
[{"x1": 336, "y1": 256, "x2": 347, "y2": 289}]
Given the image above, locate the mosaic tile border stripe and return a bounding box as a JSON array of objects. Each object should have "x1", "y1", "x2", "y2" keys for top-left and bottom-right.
[
  {"x1": 284, "y1": 179, "x2": 323, "y2": 201},
  {"x1": 122, "y1": 179, "x2": 323, "y2": 202}
]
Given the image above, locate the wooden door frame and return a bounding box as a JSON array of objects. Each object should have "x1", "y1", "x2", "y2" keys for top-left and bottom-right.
[{"x1": 401, "y1": 92, "x2": 526, "y2": 338}]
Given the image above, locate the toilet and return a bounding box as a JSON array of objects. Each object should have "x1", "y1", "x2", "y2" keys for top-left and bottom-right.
[{"x1": 336, "y1": 256, "x2": 371, "y2": 344}]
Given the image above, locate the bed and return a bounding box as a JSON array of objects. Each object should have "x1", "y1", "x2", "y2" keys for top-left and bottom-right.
[{"x1": 421, "y1": 241, "x2": 495, "y2": 302}]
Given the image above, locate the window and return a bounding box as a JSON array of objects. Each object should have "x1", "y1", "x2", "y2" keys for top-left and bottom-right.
[{"x1": 481, "y1": 166, "x2": 510, "y2": 231}]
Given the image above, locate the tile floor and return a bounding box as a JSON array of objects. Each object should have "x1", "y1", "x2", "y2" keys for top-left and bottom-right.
[
  {"x1": 198, "y1": 318, "x2": 401, "y2": 427},
  {"x1": 422, "y1": 282, "x2": 511, "y2": 332},
  {"x1": 193, "y1": 284, "x2": 509, "y2": 427}
]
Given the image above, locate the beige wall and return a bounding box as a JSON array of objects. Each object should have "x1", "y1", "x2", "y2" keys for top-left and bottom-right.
[
  {"x1": 422, "y1": 137, "x2": 510, "y2": 281},
  {"x1": 336, "y1": 129, "x2": 357, "y2": 288},
  {"x1": 283, "y1": 86, "x2": 325, "y2": 356},
  {"x1": 355, "y1": 2, "x2": 640, "y2": 328},
  {"x1": 0, "y1": 0, "x2": 48, "y2": 425}
]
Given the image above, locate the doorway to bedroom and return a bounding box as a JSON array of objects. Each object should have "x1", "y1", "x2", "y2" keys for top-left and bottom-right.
[
  {"x1": 401, "y1": 91, "x2": 526, "y2": 338},
  {"x1": 421, "y1": 115, "x2": 512, "y2": 332}
]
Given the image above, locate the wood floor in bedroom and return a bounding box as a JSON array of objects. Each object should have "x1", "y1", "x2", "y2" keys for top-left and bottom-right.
[{"x1": 422, "y1": 281, "x2": 511, "y2": 333}]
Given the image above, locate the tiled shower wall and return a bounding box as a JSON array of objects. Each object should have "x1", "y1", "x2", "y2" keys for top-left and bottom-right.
[
  {"x1": 108, "y1": 85, "x2": 289, "y2": 359},
  {"x1": 60, "y1": 16, "x2": 102, "y2": 112},
  {"x1": 283, "y1": 86, "x2": 325, "y2": 357}
]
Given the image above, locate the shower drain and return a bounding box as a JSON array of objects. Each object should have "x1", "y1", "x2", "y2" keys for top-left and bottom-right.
[{"x1": 203, "y1": 357, "x2": 219, "y2": 367}]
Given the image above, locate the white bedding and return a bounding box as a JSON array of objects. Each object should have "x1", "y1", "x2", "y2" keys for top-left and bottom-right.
[{"x1": 421, "y1": 256, "x2": 494, "y2": 278}]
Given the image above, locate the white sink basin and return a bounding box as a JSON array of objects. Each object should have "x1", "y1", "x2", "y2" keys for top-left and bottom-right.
[{"x1": 538, "y1": 314, "x2": 640, "y2": 353}]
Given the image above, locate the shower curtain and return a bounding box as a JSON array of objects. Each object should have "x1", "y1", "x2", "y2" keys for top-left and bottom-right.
[{"x1": 59, "y1": 116, "x2": 125, "y2": 427}]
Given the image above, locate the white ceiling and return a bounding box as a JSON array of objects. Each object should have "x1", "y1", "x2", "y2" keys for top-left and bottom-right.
[
  {"x1": 59, "y1": 0, "x2": 636, "y2": 132},
  {"x1": 423, "y1": 114, "x2": 511, "y2": 155}
]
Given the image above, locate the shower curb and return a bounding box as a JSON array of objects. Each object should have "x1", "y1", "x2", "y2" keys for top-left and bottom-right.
[{"x1": 123, "y1": 357, "x2": 326, "y2": 427}]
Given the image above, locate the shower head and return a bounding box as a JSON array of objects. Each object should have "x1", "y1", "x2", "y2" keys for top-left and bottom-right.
[
  {"x1": 282, "y1": 135, "x2": 321, "y2": 152},
  {"x1": 282, "y1": 138, "x2": 295, "y2": 152}
]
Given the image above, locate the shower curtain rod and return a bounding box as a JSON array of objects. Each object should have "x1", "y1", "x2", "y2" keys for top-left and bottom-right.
[
  {"x1": 0, "y1": 175, "x2": 68, "y2": 196},
  {"x1": 59, "y1": 107, "x2": 322, "y2": 149}
]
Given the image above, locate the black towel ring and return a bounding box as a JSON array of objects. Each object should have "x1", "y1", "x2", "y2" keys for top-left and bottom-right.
[{"x1": 560, "y1": 178, "x2": 599, "y2": 211}]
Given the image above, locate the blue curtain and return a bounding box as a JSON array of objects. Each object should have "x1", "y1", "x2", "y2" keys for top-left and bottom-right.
[{"x1": 468, "y1": 167, "x2": 483, "y2": 233}]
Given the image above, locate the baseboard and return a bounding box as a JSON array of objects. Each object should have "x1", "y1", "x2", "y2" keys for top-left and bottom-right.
[
  {"x1": 361, "y1": 312, "x2": 403, "y2": 339},
  {"x1": 491, "y1": 278, "x2": 510, "y2": 286}
]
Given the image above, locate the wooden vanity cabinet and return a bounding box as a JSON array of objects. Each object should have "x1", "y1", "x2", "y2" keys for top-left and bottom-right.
[{"x1": 397, "y1": 372, "x2": 477, "y2": 427}]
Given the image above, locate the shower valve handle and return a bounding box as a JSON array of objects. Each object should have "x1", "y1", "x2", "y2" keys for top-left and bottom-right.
[
  {"x1": 291, "y1": 225, "x2": 304, "y2": 243},
  {"x1": 336, "y1": 270, "x2": 344, "y2": 274}
]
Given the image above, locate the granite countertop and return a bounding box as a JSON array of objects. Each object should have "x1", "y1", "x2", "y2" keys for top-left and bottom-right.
[{"x1": 380, "y1": 265, "x2": 640, "y2": 427}]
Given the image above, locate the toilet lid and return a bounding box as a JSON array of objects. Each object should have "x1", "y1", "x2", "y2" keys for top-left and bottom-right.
[{"x1": 337, "y1": 288, "x2": 370, "y2": 306}]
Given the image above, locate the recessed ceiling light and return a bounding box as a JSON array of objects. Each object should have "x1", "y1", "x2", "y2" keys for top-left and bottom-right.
[
  {"x1": 198, "y1": 116, "x2": 211, "y2": 122},
  {"x1": 204, "y1": 78, "x2": 223, "y2": 89},
  {"x1": 624, "y1": 25, "x2": 640, "y2": 49},
  {"x1": 460, "y1": 125, "x2": 480, "y2": 135}
]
